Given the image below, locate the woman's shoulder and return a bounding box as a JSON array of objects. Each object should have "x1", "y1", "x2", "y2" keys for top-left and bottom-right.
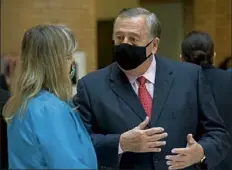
[
  {"x1": 29, "y1": 90, "x2": 63, "y2": 107},
  {"x1": 27, "y1": 90, "x2": 67, "y2": 118}
]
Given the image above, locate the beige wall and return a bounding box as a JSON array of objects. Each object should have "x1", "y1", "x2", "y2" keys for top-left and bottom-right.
[
  {"x1": 96, "y1": 0, "x2": 140, "y2": 20},
  {"x1": 1, "y1": 0, "x2": 140, "y2": 72},
  {"x1": 141, "y1": 2, "x2": 184, "y2": 60},
  {"x1": 2, "y1": 0, "x2": 230, "y2": 72},
  {"x1": 1, "y1": 0, "x2": 97, "y2": 72},
  {"x1": 184, "y1": 0, "x2": 232, "y2": 65},
  {"x1": 142, "y1": 0, "x2": 232, "y2": 64}
]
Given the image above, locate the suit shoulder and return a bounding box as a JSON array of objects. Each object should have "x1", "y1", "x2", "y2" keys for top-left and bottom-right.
[
  {"x1": 80, "y1": 63, "x2": 116, "y2": 83},
  {"x1": 158, "y1": 56, "x2": 201, "y2": 72},
  {"x1": 204, "y1": 68, "x2": 232, "y2": 81},
  {"x1": 214, "y1": 68, "x2": 232, "y2": 77}
]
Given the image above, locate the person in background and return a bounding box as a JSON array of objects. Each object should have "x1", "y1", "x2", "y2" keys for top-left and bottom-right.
[
  {"x1": 0, "y1": 56, "x2": 17, "y2": 91},
  {"x1": 218, "y1": 56, "x2": 232, "y2": 71},
  {"x1": 0, "y1": 51, "x2": 17, "y2": 170},
  {"x1": 2, "y1": 24, "x2": 97, "y2": 169},
  {"x1": 0, "y1": 87, "x2": 10, "y2": 169},
  {"x1": 181, "y1": 30, "x2": 232, "y2": 170},
  {"x1": 227, "y1": 67, "x2": 232, "y2": 72},
  {"x1": 0, "y1": 74, "x2": 9, "y2": 91},
  {"x1": 73, "y1": 8, "x2": 230, "y2": 170}
]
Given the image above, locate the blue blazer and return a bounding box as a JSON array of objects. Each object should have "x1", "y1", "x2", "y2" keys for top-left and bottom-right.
[{"x1": 7, "y1": 90, "x2": 97, "y2": 169}]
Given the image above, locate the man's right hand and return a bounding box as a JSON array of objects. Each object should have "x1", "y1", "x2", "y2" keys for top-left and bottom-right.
[{"x1": 119, "y1": 117, "x2": 168, "y2": 153}]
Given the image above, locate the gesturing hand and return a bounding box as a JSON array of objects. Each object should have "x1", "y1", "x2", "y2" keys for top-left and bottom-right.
[
  {"x1": 166, "y1": 134, "x2": 204, "y2": 170},
  {"x1": 120, "y1": 117, "x2": 168, "y2": 153}
]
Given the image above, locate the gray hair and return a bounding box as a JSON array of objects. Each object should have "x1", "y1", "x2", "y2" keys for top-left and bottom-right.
[{"x1": 115, "y1": 8, "x2": 161, "y2": 39}]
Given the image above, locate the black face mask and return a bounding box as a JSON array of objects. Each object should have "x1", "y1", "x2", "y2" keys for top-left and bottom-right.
[{"x1": 113, "y1": 40, "x2": 153, "y2": 70}]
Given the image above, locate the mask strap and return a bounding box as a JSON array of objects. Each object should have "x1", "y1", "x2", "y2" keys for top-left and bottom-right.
[
  {"x1": 146, "y1": 52, "x2": 153, "y2": 59},
  {"x1": 145, "y1": 38, "x2": 155, "y2": 58},
  {"x1": 145, "y1": 38, "x2": 155, "y2": 47}
]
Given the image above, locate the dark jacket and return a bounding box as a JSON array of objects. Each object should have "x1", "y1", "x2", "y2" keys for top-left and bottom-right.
[
  {"x1": 0, "y1": 87, "x2": 10, "y2": 169},
  {"x1": 202, "y1": 65, "x2": 232, "y2": 170},
  {"x1": 74, "y1": 56, "x2": 230, "y2": 170}
]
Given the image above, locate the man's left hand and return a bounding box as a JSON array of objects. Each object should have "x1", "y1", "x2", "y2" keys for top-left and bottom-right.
[{"x1": 165, "y1": 134, "x2": 204, "y2": 170}]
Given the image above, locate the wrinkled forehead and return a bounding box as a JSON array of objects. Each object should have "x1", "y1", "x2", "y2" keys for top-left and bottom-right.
[{"x1": 114, "y1": 16, "x2": 149, "y2": 35}]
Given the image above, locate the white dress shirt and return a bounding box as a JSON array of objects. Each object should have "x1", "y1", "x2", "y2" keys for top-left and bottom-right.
[{"x1": 118, "y1": 56, "x2": 157, "y2": 154}]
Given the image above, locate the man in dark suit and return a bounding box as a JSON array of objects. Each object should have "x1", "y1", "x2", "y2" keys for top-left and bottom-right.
[
  {"x1": 73, "y1": 8, "x2": 230, "y2": 170},
  {"x1": 0, "y1": 87, "x2": 10, "y2": 169}
]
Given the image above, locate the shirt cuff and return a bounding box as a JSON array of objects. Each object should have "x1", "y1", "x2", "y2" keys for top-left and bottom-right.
[{"x1": 118, "y1": 142, "x2": 123, "y2": 154}]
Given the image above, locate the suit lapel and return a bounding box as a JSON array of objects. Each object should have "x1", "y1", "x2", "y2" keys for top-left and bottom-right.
[
  {"x1": 109, "y1": 63, "x2": 147, "y2": 121},
  {"x1": 151, "y1": 56, "x2": 175, "y2": 126}
]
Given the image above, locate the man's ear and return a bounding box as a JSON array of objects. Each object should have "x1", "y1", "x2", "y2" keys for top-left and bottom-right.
[
  {"x1": 180, "y1": 54, "x2": 184, "y2": 61},
  {"x1": 155, "y1": 37, "x2": 160, "y2": 45},
  {"x1": 151, "y1": 37, "x2": 160, "y2": 54},
  {"x1": 212, "y1": 52, "x2": 216, "y2": 64}
]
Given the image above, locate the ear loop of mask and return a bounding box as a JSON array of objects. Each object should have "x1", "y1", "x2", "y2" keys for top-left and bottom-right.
[
  {"x1": 70, "y1": 63, "x2": 76, "y2": 79},
  {"x1": 145, "y1": 38, "x2": 155, "y2": 58}
]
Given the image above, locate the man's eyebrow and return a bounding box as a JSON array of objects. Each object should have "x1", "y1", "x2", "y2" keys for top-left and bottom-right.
[{"x1": 115, "y1": 31, "x2": 141, "y2": 38}]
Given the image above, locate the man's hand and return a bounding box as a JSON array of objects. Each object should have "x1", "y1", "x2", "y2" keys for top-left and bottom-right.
[
  {"x1": 166, "y1": 134, "x2": 205, "y2": 170},
  {"x1": 119, "y1": 117, "x2": 168, "y2": 153}
]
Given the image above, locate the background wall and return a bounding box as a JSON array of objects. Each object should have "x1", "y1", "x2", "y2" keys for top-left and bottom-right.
[
  {"x1": 96, "y1": 0, "x2": 139, "y2": 20},
  {"x1": 184, "y1": 0, "x2": 232, "y2": 65},
  {"x1": 1, "y1": 0, "x2": 97, "y2": 72},
  {"x1": 1, "y1": 0, "x2": 231, "y2": 72},
  {"x1": 141, "y1": 1, "x2": 184, "y2": 60}
]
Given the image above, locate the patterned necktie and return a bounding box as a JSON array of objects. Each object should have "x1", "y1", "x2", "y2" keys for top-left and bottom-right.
[{"x1": 137, "y1": 76, "x2": 152, "y2": 118}]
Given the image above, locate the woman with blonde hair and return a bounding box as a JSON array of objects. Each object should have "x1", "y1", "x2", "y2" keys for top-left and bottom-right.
[{"x1": 3, "y1": 24, "x2": 97, "y2": 169}]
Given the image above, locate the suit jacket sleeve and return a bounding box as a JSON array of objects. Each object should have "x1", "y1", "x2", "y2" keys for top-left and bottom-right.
[
  {"x1": 197, "y1": 68, "x2": 231, "y2": 170},
  {"x1": 74, "y1": 79, "x2": 121, "y2": 168}
]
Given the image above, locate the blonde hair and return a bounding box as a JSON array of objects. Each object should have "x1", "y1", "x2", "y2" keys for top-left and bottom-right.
[{"x1": 3, "y1": 24, "x2": 77, "y2": 122}]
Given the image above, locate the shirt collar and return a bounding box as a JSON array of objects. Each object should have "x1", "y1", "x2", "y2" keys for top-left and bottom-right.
[{"x1": 126, "y1": 55, "x2": 156, "y2": 84}]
